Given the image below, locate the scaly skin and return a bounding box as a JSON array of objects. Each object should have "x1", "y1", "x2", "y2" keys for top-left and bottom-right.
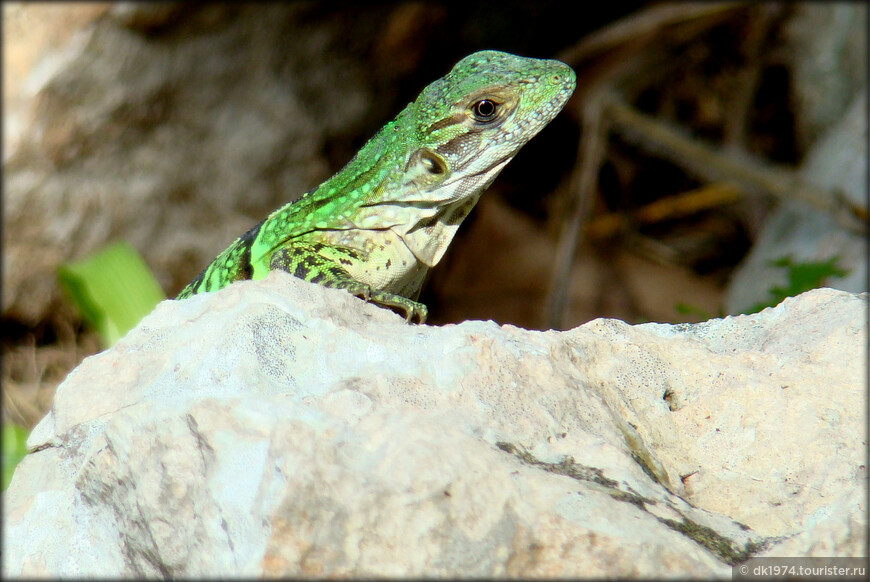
[{"x1": 177, "y1": 51, "x2": 576, "y2": 322}]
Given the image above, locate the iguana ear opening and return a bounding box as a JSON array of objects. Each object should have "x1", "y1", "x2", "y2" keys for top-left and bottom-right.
[
  {"x1": 404, "y1": 148, "x2": 450, "y2": 190},
  {"x1": 419, "y1": 149, "x2": 447, "y2": 175}
]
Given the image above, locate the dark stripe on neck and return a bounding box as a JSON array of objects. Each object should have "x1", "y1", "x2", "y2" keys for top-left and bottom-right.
[{"x1": 425, "y1": 113, "x2": 464, "y2": 134}]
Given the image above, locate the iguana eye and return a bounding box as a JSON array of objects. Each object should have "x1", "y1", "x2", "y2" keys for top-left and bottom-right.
[{"x1": 471, "y1": 99, "x2": 498, "y2": 122}]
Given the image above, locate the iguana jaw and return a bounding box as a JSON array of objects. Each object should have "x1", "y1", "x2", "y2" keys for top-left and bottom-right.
[{"x1": 393, "y1": 156, "x2": 512, "y2": 268}]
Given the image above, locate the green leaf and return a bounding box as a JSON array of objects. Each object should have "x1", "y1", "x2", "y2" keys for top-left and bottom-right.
[
  {"x1": 2, "y1": 424, "x2": 29, "y2": 491},
  {"x1": 58, "y1": 241, "x2": 166, "y2": 347},
  {"x1": 745, "y1": 255, "x2": 850, "y2": 314}
]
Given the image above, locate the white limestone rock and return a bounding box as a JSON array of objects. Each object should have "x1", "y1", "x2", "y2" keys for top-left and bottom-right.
[{"x1": 3, "y1": 274, "x2": 866, "y2": 577}]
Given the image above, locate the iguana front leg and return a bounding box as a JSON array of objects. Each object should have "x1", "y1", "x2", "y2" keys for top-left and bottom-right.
[{"x1": 269, "y1": 244, "x2": 428, "y2": 323}]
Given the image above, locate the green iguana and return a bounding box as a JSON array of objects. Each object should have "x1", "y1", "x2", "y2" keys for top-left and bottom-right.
[{"x1": 177, "y1": 50, "x2": 576, "y2": 323}]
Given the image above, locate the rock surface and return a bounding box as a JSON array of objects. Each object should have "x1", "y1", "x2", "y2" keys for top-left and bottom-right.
[{"x1": 3, "y1": 276, "x2": 866, "y2": 577}]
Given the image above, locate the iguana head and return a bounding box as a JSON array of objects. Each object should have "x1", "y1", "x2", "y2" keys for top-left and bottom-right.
[
  {"x1": 403, "y1": 50, "x2": 576, "y2": 203},
  {"x1": 312, "y1": 50, "x2": 576, "y2": 268}
]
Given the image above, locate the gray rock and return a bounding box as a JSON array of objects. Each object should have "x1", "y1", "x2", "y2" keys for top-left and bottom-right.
[
  {"x1": 724, "y1": 3, "x2": 867, "y2": 314},
  {"x1": 3, "y1": 275, "x2": 866, "y2": 577},
  {"x1": 783, "y1": 3, "x2": 867, "y2": 150},
  {"x1": 724, "y1": 91, "x2": 867, "y2": 314},
  {"x1": 2, "y1": 4, "x2": 374, "y2": 323}
]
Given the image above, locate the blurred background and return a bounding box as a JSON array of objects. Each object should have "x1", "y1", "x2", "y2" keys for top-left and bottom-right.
[{"x1": 2, "y1": 3, "x2": 867, "y2": 447}]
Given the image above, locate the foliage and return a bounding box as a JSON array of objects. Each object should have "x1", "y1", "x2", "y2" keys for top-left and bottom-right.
[
  {"x1": 2, "y1": 424, "x2": 29, "y2": 491},
  {"x1": 675, "y1": 255, "x2": 850, "y2": 320},
  {"x1": 58, "y1": 241, "x2": 166, "y2": 348},
  {"x1": 744, "y1": 255, "x2": 849, "y2": 314}
]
